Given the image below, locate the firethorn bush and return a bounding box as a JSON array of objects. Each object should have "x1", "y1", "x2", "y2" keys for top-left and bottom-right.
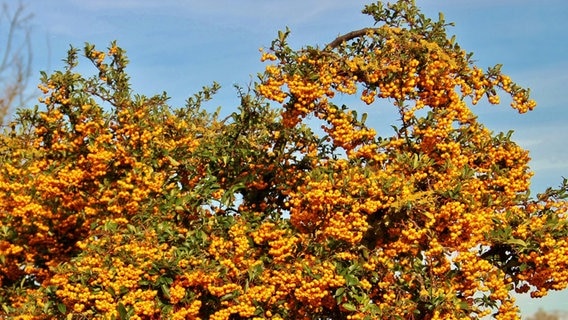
[{"x1": 1, "y1": 1, "x2": 567, "y2": 319}]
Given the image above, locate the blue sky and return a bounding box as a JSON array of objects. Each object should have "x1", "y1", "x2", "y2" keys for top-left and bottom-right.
[{"x1": 16, "y1": 0, "x2": 568, "y2": 316}]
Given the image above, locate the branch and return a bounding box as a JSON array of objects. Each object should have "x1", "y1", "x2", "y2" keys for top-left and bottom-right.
[
  {"x1": 0, "y1": 2, "x2": 34, "y2": 124},
  {"x1": 0, "y1": 3, "x2": 32, "y2": 72},
  {"x1": 325, "y1": 27, "x2": 379, "y2": 50}
]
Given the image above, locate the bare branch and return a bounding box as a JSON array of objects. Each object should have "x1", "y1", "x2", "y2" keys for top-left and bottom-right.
[
  {"x1": 325, "y1": 27, "x2": 379, "y2": 50},
  {"x1": 0, "y1": 1, "x2": 34, "y2": 125}
]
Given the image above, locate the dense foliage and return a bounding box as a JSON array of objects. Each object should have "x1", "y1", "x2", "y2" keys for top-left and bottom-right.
[{"x1": 1, "y1": 1, "x2": 567, "y2": 319}]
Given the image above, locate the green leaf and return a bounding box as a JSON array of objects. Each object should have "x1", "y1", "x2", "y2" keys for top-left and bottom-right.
[
  {"x1": 221, "y1": 291, "x2": 237, "y2": 301},
  {"x1": 248, "y1": 262, "x2": 263, "y2": 282},
  {"x1": 43, "y1": 300, "x2": 53, "y2": 314},
  {"x1": 157, "y1": 275, "x2": 173, "y2": 285},
  {"x1": 161, "y1": 284, "x2": 170, "y2": 298},
  {"x1": 119, "y1": 285, "x2": 129, "y2": 295},
  {"x1": 345, "y1": 274, "x2": 358, "y2": 286},
  {"x1": 342, "y1": 303, "x2": 358, "y2": 312},
  {"x1": 335, "y1": 287, "x2": 346, "y2": 298},
  {"x1": 161, "y1": 304, "x2": 173, "y2": 315},
  {"x1": 457, "y1": 301, "x2": 470, "y2": 311},
  {"x1": 362, "y1": 248, "x2": 369, "y2": 260},
  {"x1": 412, "y1": 154, "x2": 419, "y2": 169},
  {"x1": 57, "y1": 303, "x2": 67, "y2": 314},
  {"x1": 117, "y1": 303, "x2": 128, "y2": 320},
  {"x1": 506, "y1": 238, "x2": 527, "y2": 248},
  {"x1": 126, "y1": 224, "x2": 136, "y2": 233}
]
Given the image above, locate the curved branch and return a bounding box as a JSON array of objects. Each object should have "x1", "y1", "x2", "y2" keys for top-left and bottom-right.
[{"x1": 325, "y1": 27, "x2": 379, "y2": 50}]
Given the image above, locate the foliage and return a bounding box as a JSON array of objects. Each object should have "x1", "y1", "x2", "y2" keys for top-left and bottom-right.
[{"x1": 1, "y1": 1, "x2": 568, "y2": 319}]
